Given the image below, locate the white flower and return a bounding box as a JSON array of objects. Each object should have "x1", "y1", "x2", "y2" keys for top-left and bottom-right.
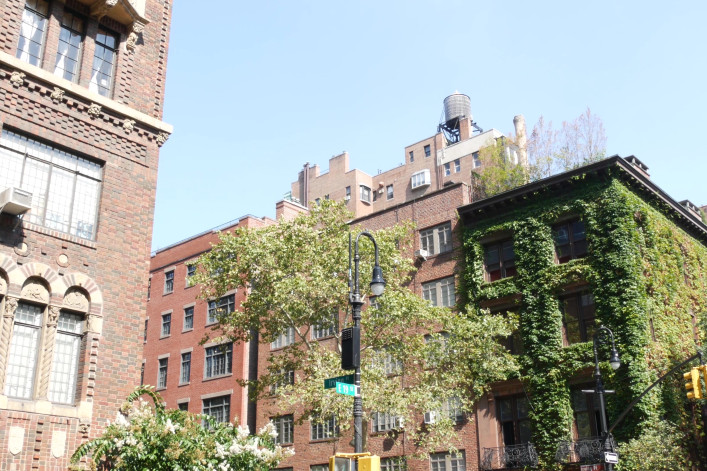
[
  {"x1": 215, "y1": 442, "x2": 226, "y2": 459},
  {"x1": 125, "y1": 435, "x2": 138, "y2": 446},
  {"x1": 236, "y1": 425, "x2": 250, "y2": 441},
  {"x1": 165, "y1": 418, "x2": 178, "y2": 434},
  {"x1": 114, "y1": 412, "x2": 130, "y2": 428},
  {"x1": 259, "y1": 421, "x2": 278, "y2": 440},
  {"x1": 113, "y1": 438, "x2": 125, "y2": 449}
]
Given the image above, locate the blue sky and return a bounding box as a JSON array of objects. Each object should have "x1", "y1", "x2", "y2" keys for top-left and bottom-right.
[{"x1": 152, "y1": 0, "x2": 707, "y2": 250}]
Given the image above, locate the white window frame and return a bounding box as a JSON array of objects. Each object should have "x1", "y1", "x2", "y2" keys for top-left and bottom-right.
[
  {"x1": 271, "y1": 326, "x2": 295, "y2": 349},
  {"x1": 204, "y1": 343, "x2": 233, "y2": 378},
  {"x1": 48, "y1": 310, "x2": 84, "y2": 404},
  {"x1": 207, "y1": 293, "x2": 235, "y2": 324},
  {"x1": 360, "y1": 185, "x2": 371, "y2": 203},
  {"x1": 371, "y1": 412, "x2": 403, "y2": 433},
  {"x1": 411, "y1": 169, "x2": 431, "y2": 189},
  {"x1": 157, "y1": 358, "x2": 168, "y2": 389},
  {"x1": 419, "y1": 222, "x2": 452, "y2": 256},
  {"x1": 430, "y1": 451, "x2": 465, "y2": 471},
  {"x1": 272, "y1": 414, "x2": 294, "y2": 444},
  {"x1": 422, "y1": 277, "x2": 456, "y2": 307},
  {"x1": 180, "y1": 352, "x2": 191, "y2": 384},
  {"x1": 310, "y1": 415, "x2": 337, "y2": 440}
]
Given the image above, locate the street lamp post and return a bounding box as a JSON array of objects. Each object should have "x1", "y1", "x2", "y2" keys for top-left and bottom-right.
[
  {"x1": 592, "y1": 325, "x2": 621, "y2": 471},
  {"x1": 348, "y1": 231, "x2": 385, "y2": 454}
]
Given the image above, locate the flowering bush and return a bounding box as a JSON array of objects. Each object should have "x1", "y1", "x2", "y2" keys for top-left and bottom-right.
[{"x1": 70, "y1": 386, "x2": 293, "y2": 471}]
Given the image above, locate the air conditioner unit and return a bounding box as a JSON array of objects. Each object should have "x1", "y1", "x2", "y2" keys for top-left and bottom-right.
[
  {"x1": 424, "y1": 411, "x2": 438, "y2": 424},
  {"x1": 0, "y1": 187, "x2": 32, "y2": 215},
  {"x1": 414, "y1": 249, "x2": 429, "y2": 261},
  {"x1": 411, "y1": 169, "x2": 431, "y2": 189}
]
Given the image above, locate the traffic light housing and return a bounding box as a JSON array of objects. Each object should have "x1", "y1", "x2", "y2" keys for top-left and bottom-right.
[
  {"x1": 341, "y1": 327, "x2": 360, "y2": 370},
  {"x1": 684, "y1": 367, "x2": 703, "y2": 399},
  {"x1": 330, "y1": 453, "x2": 380, "y2": 471}
]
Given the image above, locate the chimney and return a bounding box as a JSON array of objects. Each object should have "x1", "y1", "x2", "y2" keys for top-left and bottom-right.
[{"x1": 513, "y1": 115, "x2": 528, "y2": 174}]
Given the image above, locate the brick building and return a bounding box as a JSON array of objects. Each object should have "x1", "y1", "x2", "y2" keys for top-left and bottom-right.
[
  {"x1": 292, "y1": 93, "x2": 524, "y2": 220},
  {"x1": 0, "y1": 0, "x2": 172, "y2": 468}
]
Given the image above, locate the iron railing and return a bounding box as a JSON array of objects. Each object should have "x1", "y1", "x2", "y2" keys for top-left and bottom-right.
[
  {"x1": 480, "y1": 443, "x2": 538, "y2": 470},
  {"x1": 555, "y1": 436, "x2": 617, "y2": 464}
]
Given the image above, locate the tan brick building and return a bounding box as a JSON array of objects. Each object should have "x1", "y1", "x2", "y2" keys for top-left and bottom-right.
[{"x1": 0, "y1": 0, "x2": 172, "y2": 468}]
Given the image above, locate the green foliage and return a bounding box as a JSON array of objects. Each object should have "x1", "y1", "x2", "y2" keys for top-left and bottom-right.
[
  {"x1": 473, "y1": 139, "x2": 528, "y2": 198},
  {"x1": 70, "y1": 386, "x2": 292, "y2": 471},
  {"x1": 194, "y1": 200, "x2": 518, "y2": 457},
  {"x1": 615, "y1": 421, "x2": 691, "y2": 471},
  {"x1": 461, "y1": 168, "x2": 707, "y2": 467}
]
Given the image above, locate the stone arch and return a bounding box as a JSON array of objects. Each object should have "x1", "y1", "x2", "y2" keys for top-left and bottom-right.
[
  {"x1": 62, "y1": 272, "x2": 103, "y2": 306},
  {"x1": 20, "y1": 277, "x2": 51, "y2": 304},
  {"x1": 16, "y1": 262, "x2": 66, "y2": 296},
  {"x1": 0, "y1": 252, "x2": 20, "y2": 288},
  {"x1": 62, "y1": 286, "x2": 90, "y2": 313},
  {"x1": 0, "y1": 269, "x2": 8, "y2": 296}
]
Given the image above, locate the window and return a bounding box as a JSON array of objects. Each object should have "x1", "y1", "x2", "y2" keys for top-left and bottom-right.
[
  {"x1": 424, "y1": 331, "x2": 450, "y2": 367},
  {"x1": 375, "y1": 349, "x2": 402, "y2": 375},
  {"x1": 483, "y1": 239, "x2": 516, "y2": 281},
  {"x1": 180, "y1": 352, "x2": 191, "y2": 384},
  {"x1": 271, "y1": 369, "x2": 295, "y2": 394},
  {"x1": 444, "y1": 163, "x2": 451, "y2": 176},
  {"x1": 430, "y1": 451, "x2": 466, "y2": 471},
  {"x1": 186, "y1": 264, "x2": 197, "y2": 279},
  {"x1": 16, "y1": 0, "x2": 49, "y2": 67},
  {"x1": 386, "y1": 184, "x2": 394, "y2": 200},
  {"x1": 178, "y1": 402, "x2": 189, "y2": 411},
  {"x1": 345, "y1": 186, "x2": 351, "y2": 201},
  {"x1": 312, "y1": 313, "x2": 337, "y2": 340},
  {"x1": 497, "y1": 395, "x2": 531, "y2": 446},
  {"x1": 422, "y1": 277, "x2": 455, "y2": 307},
  {"x1": 561, "y1": 291, "x2": 596, "y2": 345},
  {"x1": 472, "y1": 151, "x2": 481, "y2": 168},
  {"x1": 147, "y1": 278, "x2": 151, "y2": 300},
  {"x1": 371, "y1": 412, "x2": 403, "y2": 432},
  {"x1": 409, "y1": 150, "x2": 414, "y2": 162},
  {"x1": 553, "y1": 220, "x2": 587, "y2": 263},
  {"x1": 163, "y1": 271, "x2": 174, "y2": 294},
  {"x1": 0, "y1": 130, "x2": 102, "y2": 239},
  {"x1": 202, "y1": 395, "x2": 230, "y2": 423},
  {"x1": 411, "y1": 169, "x2": 431, "y2": 189},
  {"x1": 425, "y1": 396, "x2": 464, "y2": 424},
  {"x1": 271, "y1": 326, "x2": 295, "y2": 349},
  {"x1": 54, "y1": 11, "x2": 84, "y2": 82},
  {"x1": 315, "y1": 197, "x2": 321, "y2": 206},
  {"x1": 48, "y1": 311, "x2": 83, "y2": 403},
  {"x1": 424, "y1": 145, "x2": 431, "y2": 157},
  {"x1": 360, "y1": 185, "x2": 371, "y2": 203},
  {"x1": 157, "y1": 358, "x2": 168, "y2": 389},
  {"x1": 454, "y1": 159, "x2": 460, "y2": 173},
  {"x1": 5, "y1": 302, "x2": 43, "y2": 399},
  {"x1": 140, "y1": 362, "x2": 145, "y2": 385},
  {"x1": 381, "y1": 457, "x2": 407, "y2": 471},
  {"x1": 89, "y1": 27, "x2": 118, "y2": 97},
  {"x1": 572, "y1": 386, "x2": 600, "y2": 438},
  {"x1": 311, "y1": 415, "x2": 337, "y2": 440},
  {"x1": 205, "y1": 343, "x2": 232, "y2": 378},
  {"x1": 272, "y1": 415, "x2": 294, "y2": 444},
  {"x1": 161, "y1": 313, "x2": 171, "y2": 337},
  {"x1": 183, "y1": 306, "x2": 194, "y2": 331},
  {"x1": 143, "y1": 319, "x2": 148, "y2": 342},
  {"x1": 207, "y1": 294, "x2": 235, "y2": 324},
  {"x1": 420, "y1": 222, "x2": 452, "y2": 255},
  {"x1": 311, "y1": 466, "x2": 328, "y2": 471}
]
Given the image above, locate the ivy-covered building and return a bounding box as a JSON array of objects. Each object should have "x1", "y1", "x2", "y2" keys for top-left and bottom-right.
[{"x1": 458, "y1": 156, "x2": 707, "y2": 469}]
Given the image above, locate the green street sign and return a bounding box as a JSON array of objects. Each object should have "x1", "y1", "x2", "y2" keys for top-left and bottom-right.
[
  {"x1": 324, "y1": 374, "x2": 355, "y2": 389},
  {"x1": 335, "y1": 382, "x2": 359, "y2": 396}
]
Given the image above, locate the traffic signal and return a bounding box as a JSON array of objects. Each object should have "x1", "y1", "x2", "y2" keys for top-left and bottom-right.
[{"x1": 684, "y1": 367, "x2": 702, "y2": 399}]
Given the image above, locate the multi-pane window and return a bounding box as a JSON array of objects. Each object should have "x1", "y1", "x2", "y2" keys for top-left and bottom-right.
[
  {"x1": 310, "y1": 415, "x2": 337, "y2": 440},
  {"x1": 312, "y1": 313, "x2": 337, "y2": 340},
  {"x1": 271, "y1": 326, "x2": 295, "y2": 349},
  {"x1": 424, "y1": 144, "x2": 431, "y2": 157},
  {"x1": 0, "y1": 130, "x2": 102, "y2": 240},
  {"x1": 311, "y1": 466, "x2": 328, "y2": 471},
  {"x1": 272, "y1": 415, "x2": 294, "y2": 444},
  {"x1": 553, "y1": 220, "x2": 587, "y2": 263},
  {"x1": 164, "y1": 271, "x2": 174, "y2": 294},
  {"x1": 205, "y1": 343, "x2": 233, "y2": 378},
  {"x1": 444, "y1": 396, "x2": 464, "y2": 422},
  {"x1": 420, "y1": 222, "x2": 452, "y2": 255},
  {"x1": 409, "y1": 150, "x2": 414, "y2": 162},
  {"x1": 89, "y1": 28, "x2": 118, "y2": 97},
  {"x1": 371, "y1": 412, "x2": 403, "y2": 432},
  {"x1": 444, "y1": 162, "x2": 451, "y2": 176},
  {"x1": 345, "y1": 186, "x2": 351, "y2": 201},
  {"x1": 271, "y1": 369, "x2": 295, "y2": 394},
  {"x1": 157, "y1": 358, "x2": 168, "y2": 389},
  {"x1": 386, "y1": 184, "x2": 394, "y2": 200},
  {"x1": 572, "y1": 386, "x2": 600, "y2": 438},
  {"x1": 183, "y1": 306, "x2": 194, "y2": 331},
  {"x1": 180, "y1": 352, "x2": 191, "y2": 384},
  {"x1": 424, "y1": 331, "x2": 450, "y2": 367},
  {"x1": 454, "y1": 159, "x2": 461, "y2": 173},
  {"x1": 178, "y1": 402, "x2": 189, "y2": 411},
  {"x1": 16, "y1": 0, "x2": 49, "y2": 66},
  {"x1": 48, "y1": 311, "x2": 83, "y2": 404},
  {"x1": 161, "y1": 313, "x2": 171, "y2": 337},
  {"x1": 498, "y1": 395, "x2": 531, "y2": 446},
  {"x1": 561, "y1": 291, "x2": 596, "y2": 345},
  {"x1": 54, "y1": 11, "x2": 84, "y2": 82},
  {"x1": 203, "y1": 395, "x2": 230, "y2": 423},
  {"x1": 483, "y1": 239, "x2": 516, "y2": 282},
  {"x1": 207, "y1": 294, "x2": 235, "y2": 324},
  {"x1": 360, "y1": 185, "x2": 371, "y2": 203},
  {"x1": 381, "y1": 457, "x2": 407, "y2": 471},
  {"x1": 411, "y1": 169, "x2": 431, "y2": 189},
  {"x1": 422, "y1": 277, "x2": 456, "y2": 307},
  {"x1": 187, "y1": 264, "x2": 197, "y2": 279},
  {"x1": 430, "y1": 451, "x2": 466, "y2": 471},
  {"x1": 143, "y1": 319, "x2": 148, "y2": 342},
  {"x1": 472, "y1": 152, "x2": 481, "y2": 168},
  {"x1": 5, "y1": 302, "x2": 43, "y2": 399},
  {"x1": 375, "y1": 349, "x2": 402, "y2": 375}
]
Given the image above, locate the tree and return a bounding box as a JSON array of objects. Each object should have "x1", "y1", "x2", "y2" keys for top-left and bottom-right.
[
  {"x1": 471, "y1": 137, "x2": 528, "y2": 200},
  {"x1": 193, "y1": 201, "x2": 517, "y2": 456},
  {"x1": 70, "y1": 386, "x2": 293, "y2": 471}
]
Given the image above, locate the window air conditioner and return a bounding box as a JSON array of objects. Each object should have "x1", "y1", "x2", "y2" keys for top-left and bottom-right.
[
  {"x1": 415, "y1": 249, "x2": 429, "y2": 261},
  {"x1": 0, "y1": 187, "x2": 32, "y2": 215},
  {"x1": 424, "y1": 411, "x2": 438, "y2": 424}
]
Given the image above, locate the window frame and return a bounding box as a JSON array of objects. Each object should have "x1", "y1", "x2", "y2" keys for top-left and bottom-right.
[
  {"x1": 454, "y1": 159, "x2": 461, "y2": 173},
  {"x1": 202, "y1": 395, "x2": 230, "y2": 424},
  {"x1": 386, "y1": 184, "x2": 394, "y2": 200},
  {"x1": 409, "y1": 150, "x2": 414, "y2": 162},
  {"x1": 272, "y1": 414, "x2": 294, "y2": 445},
  {"x1": 444, "y1": 162, "x2": 451, "y2": 176},
  {"x1": 552, "y1": 219, "x2": 588, "y2": 263},
  {"x1": 360, "y1": 185, "x2": 371, "y2": 203},
  {"x1": 419, "y1": 222, "x2": 452, "y2": 256},
  {"x1": 497, "y1": 394, "x2": 532, "y2": 446},
  {"x1": 157, "y1": 358, "x2": 168, "y2": 389},
  {"x1": 560, "y1": 290, "x2": 596, "y2": 345},
  {"x1": 472, "y1": 152, "x2": 481, "y2": 168},
  {"x1": 54, "y1": 10, "x2": 85, "y2": 83},
  {"x1": 483, "y1": 239, "x2": 517, "y2": 282},
  {"x1": 207, "y1": 294, "x2": 235, "y2": 324},
  {"x1": 424, "y1": 144, "x2": 431, "y2": 157},
  {"x1": 164, "y1": 270, "x2": 174, "y2": 294},
  {"x1": 180, "y1": 352, "x2": 191, "y2": 385},
  {"x1": 5, "y1": 301, "x2": 44, "y2": 399},
  {"x1": 571, "y1": 385, "x2": 601, "y2": 439},
  {"x1": 422, "y1": 277, "x2": 456, "y2": 307},
  {"x1": 271, "y1": 326, "x2": 296, "y2": 349},
  {"x1": 160, "y1": 312, "x2": 171, "y2": 337},
  {"x1": 89, "y1": 26, "x2": 119, "y2": 97},
  {"x1": 312, "y1": 313, "x2": 337, "y2": 340},
  {"x1": 48, "y1": 310, "x2": 84, "y2": 404},
  {"x1": 16, "y1": 0, "x2": 50, "y2": 67},
  {"x1": 429, "y1": 451, "x2": 466, "y2": 471},
  {"x1": 371, "y1": 411, "x2": 403, "y2": 433},
  {"x1": 183, "y1": 306, "x2": 194, "y2": 331},
  {"x1": 204, "y1": 343, "x2": 233, "y2": 379},
  {"x1": 411, "y1": 169, "x2": 431, "y2": 189},
  {"x1": 310, "y1": 414, "x2": 338, "y2": 441},
  {"x1": 381, "y1": 457, "x2": 407, "y2": 471}
]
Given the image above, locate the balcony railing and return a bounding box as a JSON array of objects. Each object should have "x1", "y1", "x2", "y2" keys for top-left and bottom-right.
[
  {"x1": 480, "y1": 443, "x2": 538, "y2": 470},
  {"x1": 555, "y1": 436, "x2": 617, "y2": 464}
]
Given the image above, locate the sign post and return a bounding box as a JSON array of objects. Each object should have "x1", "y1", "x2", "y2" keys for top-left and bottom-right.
[
  {"x1": 324, "y1": 374, "x2": 355, "y2": 389},
  {"x1": 335, "y1": 382, "x2": 359, "y2": 397}
]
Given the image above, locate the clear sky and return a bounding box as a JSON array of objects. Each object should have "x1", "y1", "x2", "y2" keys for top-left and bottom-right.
[{"x1": 152, "y1": 0, "x2": 707, "y2": 250}]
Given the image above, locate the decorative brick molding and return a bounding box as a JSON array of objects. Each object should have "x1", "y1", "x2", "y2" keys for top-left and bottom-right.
[
  {"x1": 10, "y1": 71, "x2": 24, "y2": 88},
  {"x1": 50, "y1": 86, "x2": 65, "y2": 104},
  {"x1": 123, "y1": 119, "x2": 136, "y2": 133},
  {"x1": 126, "y1": 21, "x2": 146, "y2": 52},
  {"x1": 87, "y1": 103, "x2": 102, "y2": 119}
]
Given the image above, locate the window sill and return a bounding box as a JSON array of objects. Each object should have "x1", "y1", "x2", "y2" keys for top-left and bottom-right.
[
  {"x1": 159, "y1": 334, "x2": 171, "y2": 339},
  {"x1": 163, "y1": 291, "x2": 173, "y2": 296},
  {"x1": 203, "y1": 373, "x2": 233, "y2": 382},
  {"x1": 178, "y1": 382, "x2": 190, "y2": 387},
  {"x1": 156, "y1": 387, "x2": 167, "y2": 391},
  {"x1": 205, "y1": 321, "x2": 217, "y2": 327},
  {"x1": 312, "y1": 335, "x2": 335, "y2": 341},
  {"x1": 182, "y1": 328, "x2": 194, "y2": 333},
  {"x1": 309, "y1": 438, "x2": 338, "y2": 444}
]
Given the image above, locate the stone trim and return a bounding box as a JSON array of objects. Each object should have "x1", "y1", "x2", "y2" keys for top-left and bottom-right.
[{"x1": 200, "y1": 390, "x2": 233, "y2": 400}]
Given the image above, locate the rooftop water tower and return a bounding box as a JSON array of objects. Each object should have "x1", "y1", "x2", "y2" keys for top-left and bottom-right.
[{"x1": 438, "y1": 92, "x2": 483, "y2": 144}]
